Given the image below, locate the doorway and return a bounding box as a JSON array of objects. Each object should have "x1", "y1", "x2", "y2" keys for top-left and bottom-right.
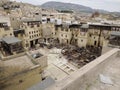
[
  {"x1": 94, "y1": 41, "x2": 97, "y2": 46},
  {"x1": 30, "y1": 41, "x2": 33, "y2": 47}
]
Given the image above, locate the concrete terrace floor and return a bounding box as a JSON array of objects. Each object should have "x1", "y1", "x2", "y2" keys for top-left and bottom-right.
[
  {"x1": 86, "y1": 57, "x2": 120, "y2": 90},
  {"x1": 0, "y1": 55, "x2": 35, "y2": 80},
  {"x1": 31, "y1": 47, "x2": 79, "y2": 81},
  {"x1": 3, "y1": 55, "x2": 34, "y2": 67},
  {"x1": 0, "y1": 47, "x2": 78, "y2": 82},
  {"x1": 44, "y1": 53, "x2": 78, "y2": 81}
]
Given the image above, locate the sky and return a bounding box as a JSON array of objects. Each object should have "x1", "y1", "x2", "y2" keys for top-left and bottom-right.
[{"x1": 12, "y1": 0, "x2": 120, "y2": 12}]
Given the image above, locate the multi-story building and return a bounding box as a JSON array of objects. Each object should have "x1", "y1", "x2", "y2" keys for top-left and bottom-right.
[
  {"x1": 77, "y1": 24, "x2": 89, "y2": 47},
  {"x1": 53, "y1": 23, "x2": 119, "y2": 48},
  {"x1": 0, "y1": 15, "x2": 13, "y2": 37},
  {"x1": 88, "y1": 23, "x2": 111, "y2": 47},
  {"x1": 109, "y1": 26, "x2": 120, "y2": 48},
  {"x1": 42, "y1": 22, "x2": 55, "y2": 44},
  {"x1": 0, "y1": 22, "x2": 13, "y2": 37},
  {"x1": 53, "y1": 24, "x2": 89, "y2": 47},
  {"x1": 0, "y1": 22, "x2": 24, "y2": 56},
  {"x1": 10, "y1": 16, "x2": 22, "y2": 30},
  {"x1": 1, "y1": 12, "x2": 120, "y2": 52},
  {"x1": 20, "y1": 19, "x2": 42, "y2": 49},
  {"x1": 53, "y1": 24, "x2": 71, "y2": 45}
]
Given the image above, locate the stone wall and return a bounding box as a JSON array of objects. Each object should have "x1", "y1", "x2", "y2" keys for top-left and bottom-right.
[
  {"x1": 26, "y1": 52, "x2": 48, "y2": 69},
  {"x1": 1, "y1": 52, "x2": 25, "y2": 61},
  {"x1": 35, "y1": 55, "x2": 48, "y2": 68}
]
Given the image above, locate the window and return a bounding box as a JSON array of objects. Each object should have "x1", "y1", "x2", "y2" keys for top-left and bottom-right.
[
  {"x1": 66, "y1": 35, "x2": 67, "y2": 37},
  {"x1": 10, "y1": 33, "x2": 12, "y2": 36},
  {"x1": 94, "y1": 41, "x2": 97, "y2": 46},
  {"x1": 30, "y1": 25, "x2": 34, "y2": 28},
  {"x1": 55, "y1": 27, "x2": 58, "y2": 31},
  {"x1": 81, "y1": 40, "x2": 83, "y2": 42},
  {"x1": 117, "y1": 28, "x2": 119, "y2": 31},
  {"x1": 19, "y1": 80, "x2": 23, "y2": 83},
  {"x1": 89, "y1": 34, "x2": 91, "y2": 37},
  {"x1": 67, "y1": 39, "x2": 68, "y2": 44},
  {"x1": 75, "y1": 39, "x2": 77, "y2": 42},
  {"x1": 61, "y1": 34, "x2": 63, "y2": 37},
  {"x1": 37, "y1": 24, "x2": 40, "y2": 27},
  {"x1": 21, "y1": 25, "x2": 23, "y2": 28},
  {"x1": 66, "y1": 29, "x2": 68, "y2": 32}
]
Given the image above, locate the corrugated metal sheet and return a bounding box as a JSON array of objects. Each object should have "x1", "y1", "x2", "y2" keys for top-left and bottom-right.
[{"x1": 2, "y1": 36, "x2": 21, "y2": 44}]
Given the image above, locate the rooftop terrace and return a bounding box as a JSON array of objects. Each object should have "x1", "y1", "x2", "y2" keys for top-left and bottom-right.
[
  {"x1": 2, "y1": 55, "x2": 34, "y2": 74},
  {"x1": 46, "y1": 48, "x2": 120, "y2": 90}
]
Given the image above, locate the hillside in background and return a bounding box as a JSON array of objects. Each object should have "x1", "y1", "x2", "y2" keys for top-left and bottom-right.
[{"x1": 41, "y1": 1, "x2": 109, "y2": 14}]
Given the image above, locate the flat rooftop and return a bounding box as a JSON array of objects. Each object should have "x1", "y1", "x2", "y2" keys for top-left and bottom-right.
[
  {"x1": 4, "y1": 55, "x2": 34, "y2": 67},
  {"x1": 111, "y1": 31, "x2": 120, "y2": 36},
  {"x1": 87, "y1": 56, "x2": 120, "y2": 90},
  {"x1": 29, "y1": 48, "x2": 78, "y2": 82},
  {"x1": 46, "y1": 49, "x2": 120, "y2": 90},
  {"x1": 2, "y1": 36, "x2": 22, "y2": 44},
  {"x1": 1, "y1": 55, "x2": 35, "y2": 77}
]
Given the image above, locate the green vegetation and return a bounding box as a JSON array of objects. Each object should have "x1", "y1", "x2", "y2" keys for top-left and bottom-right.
[{"x1": 58, "y1": 10, "x2": 73, "y2": 13}]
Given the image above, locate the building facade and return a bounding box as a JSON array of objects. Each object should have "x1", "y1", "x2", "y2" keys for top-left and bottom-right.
[
  {"x1": 20, "y1": 20, "x2": 42, "y2": 49},
  {"x1": 53, "y1": 23, "x2": 117, "y2": 48},
  {"x1": 0, "y1": 22, "x2": 13, "y2": 37}
]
